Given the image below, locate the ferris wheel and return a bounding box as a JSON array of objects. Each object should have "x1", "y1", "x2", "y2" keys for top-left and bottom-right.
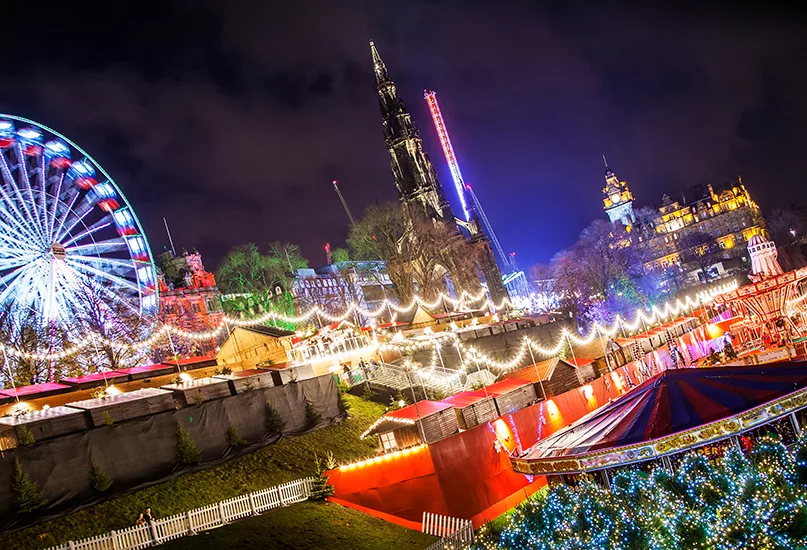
[{"x1": 0, "y1": 114, "x2": 157, "y2": 337}]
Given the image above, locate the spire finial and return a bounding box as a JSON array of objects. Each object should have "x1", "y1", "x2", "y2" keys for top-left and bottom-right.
[
  {"x1": 369, "y1": 40, "x2": 390, "y2": 85},
  {"x1": 602, "y1": 154, "x2": 608, "y2": 168}
]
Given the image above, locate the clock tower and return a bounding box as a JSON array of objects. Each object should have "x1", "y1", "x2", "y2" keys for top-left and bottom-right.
[{"x1": 602, "y1": 156, "x2": 635, "y2": 227}]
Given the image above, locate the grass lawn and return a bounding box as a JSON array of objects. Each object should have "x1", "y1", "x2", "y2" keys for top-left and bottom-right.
[
  {"x1": 2, "y1": 395, "x2": 386, "y2": 550},
  {"x1": 160, "y1": 501, "x2": 436, "y2": 550}
]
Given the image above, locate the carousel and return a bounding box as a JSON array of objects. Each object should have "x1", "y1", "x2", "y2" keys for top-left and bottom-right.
[
  {"x1": 711, "y1": 234, "x2": 807, "y2": 349},
  {"x1": 511, "y1": 361, "x2": 807, "y2": 485}
]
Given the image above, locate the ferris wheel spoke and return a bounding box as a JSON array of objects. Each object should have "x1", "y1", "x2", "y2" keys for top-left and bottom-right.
[
  {"x1": 87, "y1": 279, "x2": 144, "y2": 317},
  {"x1": 66, "y1": 254, "x2": 136, "y2": 276},
  {"x1": 14, "y1": 144, "x2": 46, "y2": 239},
  {"x1": 37, "y1": 155, "x2": 49, "y2": 241},
  {"x1": 56, "y1": 199, "x2": 96, "y2": 244},
  {"x1": 0, "y1": 253, "x2": 40, "y2": 271},
  {"x1": 0, "y1": 155, "x2": 42, "y2": 243},
  {"x1": 0, "y1": 222, "x2": 41, "y2": 253},
  {"x1": 65, "y1": 259, "x2": 139, "y2": 293},
  {"x1": 47, "y1": 171, "x2": 65, "y2": 240},
  {"x1": 65, "y1": 238, "x2": 127, "y2": 256},
  {"x1": 0, "y1": 262, "x2": 42, "y2": 311},
  {"x1": 0, "y1": 205, "x2": 42, "y2": 245},
  {"x1": 61, "y1": 217, "x2": 113, "y2": 248},
  {"x1": 0, "y1": 204, "x2": 39, "y2": 245},
  {"x1": 51, "y1": 188, "x2": 80, "y2": 244}
]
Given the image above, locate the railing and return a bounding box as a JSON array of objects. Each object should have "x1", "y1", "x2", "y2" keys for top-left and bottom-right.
[
  {"x1": 289, "y1": 335, "x2": 375, "y2": 363},
  {"x1": 47, "y1": 477, "x2": 315, "y2": 550},
  {"x1": 365, "y1": 362, "x2": 468, "y2": 394},
  {"x1": 422, "y1": 512, "x2": 475, "y2": 549}
]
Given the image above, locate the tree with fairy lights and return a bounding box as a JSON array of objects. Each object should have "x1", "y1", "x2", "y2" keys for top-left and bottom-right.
[{"x1": 476, "y1": 434, "x2": 807, "y2": 550}]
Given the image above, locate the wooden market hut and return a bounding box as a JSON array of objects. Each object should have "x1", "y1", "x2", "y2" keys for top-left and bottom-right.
[
  {"x1": 216, "y1": 325, "x2": 295, "y2": 371},
  {"x1": 213, "y1": 368, "x2": 276, "y2": 394},
  {"x1": 66, "y1": 388, "x2": 176, "y2": 427},
  {"x1": 486, "y1": 379, "x2": 538, "y2": 416},
  {"x1": 442, "y1": 390, "x2": 498, "y2": 430},
  {"x1": 361, "y1": 400, "x2": 458, "y2": 453},
  {"x1": 0, "y1": 406, "x2": 89, "y2": 445},
  {"x1": 504, "y1": 356, "x2": 590, "y2": 398},
  {"x1": 160, "y1": 377, "x2": 233, "y2": 407}
]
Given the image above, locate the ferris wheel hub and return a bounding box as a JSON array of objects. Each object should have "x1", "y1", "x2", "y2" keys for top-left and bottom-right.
[{"x1": 51, "y1": 243, "x2": 66, "y2": 261}]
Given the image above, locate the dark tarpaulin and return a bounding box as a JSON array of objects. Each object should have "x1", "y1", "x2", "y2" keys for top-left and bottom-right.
[{"x1": 0, "y1": 374, "x2": 344, "y2": 532}]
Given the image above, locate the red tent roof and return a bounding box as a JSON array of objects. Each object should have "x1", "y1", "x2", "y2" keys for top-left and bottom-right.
[
  {"x1": 0, "y1": 382, "x2": 71, "y2": 398},
  {"x1": 485, "y1": 378, "x2": 531, "y2": 397},
  {"x1": 505, "y1": 358, "x2": 560, "y2": 383},
  {"x1": 61, "y1": 371, "x2": 128, "y2": 385},
  {"x1": 442, "y1": 389, "x2": 491, "y2": 407},
  {"x1": 388, "y1": 400, "x2": 453, "y2": 420},
  {"x1": 163, "y1": 355, "x2": 216, "y2": 367},
  {"x1": 116, "y1": 364, "x2": 175, "y2": 376}
]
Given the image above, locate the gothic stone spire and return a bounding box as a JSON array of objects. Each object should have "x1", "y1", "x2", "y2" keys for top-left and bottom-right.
[{"x1": 369, "y1": 41, "x2": 451, "y2": 221}]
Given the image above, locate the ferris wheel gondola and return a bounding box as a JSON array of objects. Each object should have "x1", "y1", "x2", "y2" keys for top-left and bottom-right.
[{"x1": 0, "y1": 114, "x2": 157, "y2": 338}]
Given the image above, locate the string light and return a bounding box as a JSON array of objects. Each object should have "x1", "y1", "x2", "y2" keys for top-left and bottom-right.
[
  {"x1": 338, "y1": 443, "x2": 428, "y2": 471},
  {"x1": 359, "y1": 414, "x2": 416, "y2": 440},
  {"x1": 0, "y1": 282, "x2": 736, "y2": 364}
]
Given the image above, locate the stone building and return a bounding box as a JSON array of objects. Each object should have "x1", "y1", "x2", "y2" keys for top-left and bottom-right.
[
  {"x1": 291, "y1": 261, "x2": 396, "y2": 323},
  {"x1": 601, "y1": 162, "x2": 767, "y2": 282},
  {"x1": 157, "y1": 248, "x2": 224, "y2": 353}
]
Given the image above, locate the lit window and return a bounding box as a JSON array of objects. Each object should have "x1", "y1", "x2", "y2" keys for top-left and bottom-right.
[{"x1": 380, "y1": 432, "x2": 398, "y2": 453}]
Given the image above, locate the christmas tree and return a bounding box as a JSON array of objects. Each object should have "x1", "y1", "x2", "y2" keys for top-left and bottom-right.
[{"x1": 12, "y1": 459, "x2": 46, "y2": 514}]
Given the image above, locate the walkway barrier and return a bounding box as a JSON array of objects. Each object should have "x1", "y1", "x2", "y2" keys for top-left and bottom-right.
[
  {"x1": 366, "y1": 362, "x2": 468, "y2": 394},
  {"x1": 422, "y1": 512, "x2": 474, "y2": 549},
  {"x1": 47, "y1": 477, "x2": 315, "y2": 550}
]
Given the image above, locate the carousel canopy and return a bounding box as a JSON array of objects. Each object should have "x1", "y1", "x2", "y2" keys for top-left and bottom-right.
[{"x1": 521, "y1": 361, "x2": 807, "y2": 461}]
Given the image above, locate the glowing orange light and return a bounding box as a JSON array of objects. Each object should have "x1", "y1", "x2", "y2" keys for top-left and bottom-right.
[
  {"x1": 581, "y1": 385, "x2": 594, "y2": 400},
  {"x1": 546, "y1": 399, "x2": 559, "y2": 419},
  {"x1": 611, "y1": 372, "x2": 623, "y2": 390},
  {"x1": 493, "y1": 419, "x2": 511, "y2": 442}
]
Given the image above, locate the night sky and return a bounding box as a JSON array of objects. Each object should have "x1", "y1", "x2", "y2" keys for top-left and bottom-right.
[{"x1": 2, "y1": 1, "x2": 805, "y2": 271}]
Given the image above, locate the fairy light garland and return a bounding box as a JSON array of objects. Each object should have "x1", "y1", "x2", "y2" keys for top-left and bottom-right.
[
  {"x1": 382, "y1": 281, "x2": 736, "y2": 382},
  {"x1": 359, "y1": 415, "x2": 416, "y2": 440},
  {"x1": 0, "y1": 282, "x2": 736, "y2": 364}
]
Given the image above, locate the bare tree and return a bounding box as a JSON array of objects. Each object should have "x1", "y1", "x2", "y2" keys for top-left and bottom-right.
[
  {"x1": 0, "y1": 307, "x2": 80, "y2": 385},
  {"x1": 348, "y1": 203, "x2": 415, "y2": 304},
  {"x1": 767, "y1": 207, "x2": 803, "y2": 246},
  {"x1": 678, "y1": 231, "x2": 722, "y2": 284},
  {"x1": 71, "y1": 281, "x2": 154, "y2": 372}
]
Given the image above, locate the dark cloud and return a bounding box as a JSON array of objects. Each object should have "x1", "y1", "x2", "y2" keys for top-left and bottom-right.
[{"x1": 1, "y1": 0, "x2": 805, "y2": 271}]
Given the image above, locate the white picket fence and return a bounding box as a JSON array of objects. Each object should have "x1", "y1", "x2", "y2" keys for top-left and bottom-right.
[
  {"x1": 422, "y1": 512, "x2": 475, "y2": 549},
  {"x1": 46, "y1": 477, "x2": 315, "y2": 550}
]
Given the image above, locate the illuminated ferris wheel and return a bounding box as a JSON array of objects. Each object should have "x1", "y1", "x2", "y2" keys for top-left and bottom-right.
[{"x1": 0, "y1": 114, "x2": 157, "y2": 337}]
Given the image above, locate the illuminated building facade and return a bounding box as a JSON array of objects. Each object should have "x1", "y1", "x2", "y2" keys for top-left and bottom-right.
[
  {"x1": 292, "y1": 261, "x2": 396, "y2": 322},
  {"x1": 601, "y1": 163, "x2": 766, "y2": 280},
  {"x1": 157, "y1": 249, "x2": 224, "y2": 350}
]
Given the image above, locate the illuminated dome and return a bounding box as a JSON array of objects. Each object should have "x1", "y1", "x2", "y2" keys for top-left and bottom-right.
[
  {"x1": 748, "y1": 234, "x2": 767, "y2": 247},
  {"x1": 748, "y1": 234, "x2": 783, "y2": 281}
]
